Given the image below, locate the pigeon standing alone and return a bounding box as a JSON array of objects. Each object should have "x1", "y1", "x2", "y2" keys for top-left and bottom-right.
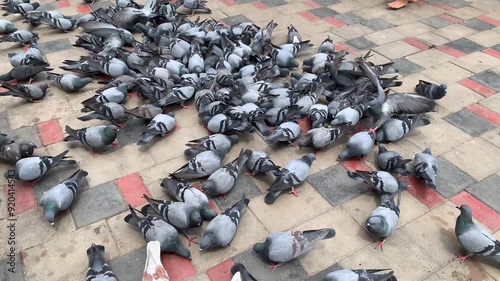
[
  {"x1": 415, "y1": 79, "x2": 447, "y2": 100},
  {"x1": 323, "y1": 269, "x2": 397, "y2": 281},
  {"x1": 366, "y1": 192, "x2": 401, "y2": 250},
  {"x1": 412, "y1": 148, "x2": 438, "y2": 189}
]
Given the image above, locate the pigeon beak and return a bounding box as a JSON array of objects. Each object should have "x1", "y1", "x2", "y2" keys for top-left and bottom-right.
[
  {"x1": 50, "y1": 222, "x2": 55, "y2": 227},
  {"x1": 455, "y1": 206, "x2": 460, "y2": 210},
  {"x1": 199, "y1": 249, "x2": 203, "y2": 253}
]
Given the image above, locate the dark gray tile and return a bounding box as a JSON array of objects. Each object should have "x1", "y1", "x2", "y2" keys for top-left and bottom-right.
[
  {"x1": 7, "y1": 126, "x2": 42, "y2": 147},
  {"x1": 470, "y1": 70, "x2": 500, "y2": 91},
  {"x1": 313, "y1": 0, "x2": 339, "y2": 6},
  {"x1": 467, "y1": 175, "x2": 500, "y2": 212},
  {"x1": 462, "y1": 18, "x2": 496, "y2": 31},
  {"x1": 492, "y1": 44, "x2": 500, "y2": 52},
  {"x1": 233, "y1": 0, "x2": 254, "y2": 4},
  {"x1": 89, "y1": 1, "x2": 113, "y2": 11},
  {"x1": 109, "y1": 247, "x2": 146, "y2": 281},
  {"x1": 361, "y1": 18, "x2": 395, "y2": 31},
  {"x1": 334, "y1": 12, "x2": 363, "y2": 25},
  {"x1": 71, "y1": 181, "x2": 127, "y2": 228},
  {"x1": 214, "y1": 173, "x2": 262, "y2": 210},
  {"x1": 306, "y1": 263, "x2": 342, "y2": 281},
  {"x1": 38, "y1": 2, "x2": 58, "y2": 12},
  {"x1": 445, "y1": 38, "x2": 484, "y2": 54},
  {"x1": 222, "y1": 15, "x2": 252, "y2": 26},
  {"x1": 0, "y1": 111, "x2": 10, "y2": 131},
  {"x1": 307, "y1": 164, "x2": 369, "y2": 206},
  {"x1": 37, "y1": 38, "x2": 73, "y2": 54},
  {"x1": 33, "y1": 167, "x2": 89, "y2": 203},
  {"x1": 0, "y1": 253, "x2": 24, "y2": 281},
  {"x1": 435, "y1": 0, "x2": 469, "y2": 8},
  {"x1": 420, "y1": 16, "x2": 453, "y2": 29},
  {"x1": 260, "y1": 0, "x2": 287, "y2": 7},
  {"x1": 435, "y1": 156, "x2": 476, "y2": 198},
  {"x1": 308, "y1": 7, "x2": 337, "y2": 19},
  {"x1": 233, "y1": 249, "x2": 309, "y2": 281},
  {"x1": 444, "y1": 109, "x2": 495, "y2": 137},
  {"x1": 392, "y1": 58, "x2": 424, "y2": 76},
  {"x1": 116, "y1": 118, "x2": 147, "y2": 146},
  {"x1": 345, "y1": 37, "x2": 378, "y2": 50}
]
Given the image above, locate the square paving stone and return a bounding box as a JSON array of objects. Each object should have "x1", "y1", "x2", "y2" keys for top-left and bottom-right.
[
  {"x1": 213, "y1": 173, "x2": 262, "y2": 210},
  {"x1": 492, "y1": 44, "x2": 500, "y2": 51},
  {"x1": 38, "y1": 39, "x2": 73, "y2": 55},
  {"x1": 361, "y1": 18, "x2": 395, "y2": 31},
  {"x1": 38, "y1": 2, "x2": 58, "y2": 12},
  {"x1": 470, "y1": 70, "x2": 500, "y2": 91},
  {"x1": 109, "y1": 246, "x2": 147, "y2": 281},
  {"x1": 232, "y1": 0, "x2": 254, "y2": 4},
  {"x1": 232, "y1": 249, "x2": 309, "y2": 281},
  {"x1": 0, "y1": 254, "x2": 24, "y2": 281},
  {"x1": 260, "y1": 0, "x2": 287, "y2": 7},
  {"x1": 0, "y1": 111, "x2": 9, "y2": 131},
  {"x1": 312, "y1": 0, "x2": 339, "y2": 6},
  {"x1": 222, "y1": 15, "x2": 252, "y2": 26},
  {"x1": 308, "y1": 7, "x2": 337, "y2": 19},
  {"x1": 116, "y1": 118, "x2": 147, "y2": 146},
  {"x1": 467, "y1": 174, "x2": 500, "y2": 212},
  {"x1": 307, "y1": 164, "x2": 369, "y2": 207},
  {"x1": 435, "y1": 0, "x2": 469, "y2": 8},
  {"x1": 420, "y1": 16, "x2": 453, "y2": 29},
  {"x1": 444, "y1": 38, "x2": 484, "y2": 54},
  {"x1": 345, "y1": 37, "x2": 378, "y2": 50},
  {"x1": 71, "y1": 181, "x2": 127, "y2": 228},
  {"x1": 435, "y1": 156, "x2": 476, "y2": 198},
  {"x1": 462, "y1": 18, "x2": 496, "y2": 31},
  {"x1": 392, "y1": 58, "x2": 424, "y2": 76},
  {"x1": 7, "y1": 126, "x2": 42, "y2": 147},
  {"x1": 334, "y1": 12, "x2": 363, "y2": 25},
  {"x1": 443, "y1": 109, "x2": 496, "y2": 137},
  {"x1": 306, "y1": 263, "x2": 342, "y2": 281},
  {"x1": 33, "y1": 167, "x2": 90, "y2": 204}
]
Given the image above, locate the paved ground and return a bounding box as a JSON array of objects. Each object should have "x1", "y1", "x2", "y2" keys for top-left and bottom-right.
[{"x1": 0, "y1": 0, "x2": 500, "y2": 280}]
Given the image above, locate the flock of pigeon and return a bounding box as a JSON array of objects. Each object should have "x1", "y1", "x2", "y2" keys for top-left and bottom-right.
[{"x1": 0, "y1": 0, "x2": 499, "y2": 279}]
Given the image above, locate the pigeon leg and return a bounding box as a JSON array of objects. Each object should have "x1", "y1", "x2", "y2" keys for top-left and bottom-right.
[
  {"x1": 190, "y1": 10, "x2": 195, "y2": 16},
  {"x1": 219, "y1": 193, "x2": 227, "y2": 199},
  {"x1": 111, "y1": 142, "x2": 120, "y2": 147},
  {"x1": 288, "y1": 187, "x2": 300, "y2": 197},
  {"x1": 266, "y1": 263, "x2": 282, "y2": 272},
  {"x1": 90, "y1": 149, "x2": 99, "y2": 156},
  {"x1": 117, "y1": 124, "x2": 126, "y2": 128},
  {"x1": 180, "y1": 230, "x2": 198, "y2": 246},
  {"x1": 288, "y1": 141, "x2": 296, "y2": 147},
  {"x1": 245, "y1": 172, "x2": 255, "y2": 177},
  {"x1": 374, "y1": 239, "x2": 386, "y2": 250},
  {"x1": 29, "y1": 178, "x2": 40, "y2": 187},
  {"x1": 455, "y1": 255, "x2": 471, "y2": 263},
  {"x1": 181, "y1": 104, "x2": 192, "y2": 109},
  {"x1": 28, "y1": 78, "x2": 33, "y2": 84}
]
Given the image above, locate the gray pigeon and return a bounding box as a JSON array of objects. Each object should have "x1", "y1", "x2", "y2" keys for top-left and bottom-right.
[
  {"x1": 0, "y1": 82, "x2": 49, "y2": 102},
  {"x1": 412, "y1": 148, "x2": 437, "y2": 189},
  {"x1": 5, "y1": 150, "x2": 76, "y2": 182},
  {"x1": 265, "y1": 121, "x2": 300, "y2": 146},
  {"x1": 0, "y1": 132, "x2": 10, "y2": 147},
  {"x1": 377, "y1": 144, "x2": 411, "y2": 175},
  {"x1": 82, "y1": 83, "x2": 128, "y2": 104},
  {"x1": 38, "y1": 17, "x2": 76, "y2": 32},
  {"x1": 415, "y1": 80, "x2": 447, "y2": 100},
  {"x1": 323, "y1": 269, "x2": 397, "y2": 281},
  {"x1": 298, "y1": 123, "x2": 352, "y2": 150},
  {"x1": 178, "y1": 0, "x2": 211, "y2": 14},
  {"x1": 287, "y1": 24, "x2": 302, "y2": 44},
  {"x1": 138, "y1": 112, "x2": 176, "y2": 146},
  {"x1": 253, "y1": 228, "x2": 336, "y2": 271},
  {"x1": 308, "y1": 104, "x2": 328, "y2": 128},
  {"x1": 124, "y1": 205, "x2": 192, "y2": 259},
  {"x1": 64, "y1": 125, "x2": 119, "y2": 153},
  {"x1": 347, "y1": 170, "x2": 407, "y2": 202},
  {"x1": 318, "y1": 36, "x2": 334, "y2": 54},
  {"x1": 455, "y1": 205, "x2": 500, "y2": 263},
  {"x1": 338, "y1": 130, "x2": 376, "y2": 160},
  {"x1": 0, "y1": 19, "x2": 17, "y2": 34},
  {"x1": 47, "y1": 72, "x2": 92, "y2": 92},
  {"x1": 375, "y1": 114, "x2": 429, "y2": 143},
  {"x1": 246, "y1": 150, "x2": 280, "y2": 176},
  {"x1": 0, "y1": 62, "x2": 51, "y2": 82},
  {"x1": 206, "y1": 113, "x2": 253, "y2": 134},
  {"x1": 200, "y1": 195, "x2": 250, "y2": 251},
  {"x1": 231, "y1": 263, "x2": 257, "y2": 281},
  {"x1": 0, "y1": 30, "x2": 38, "y2": 44},
  {"x1": 184, "y1": 134, "x2": 239, "y2": 158},
  {"x1": 330, "y1": 104, "x2": 365, "y2": 126},
  {"x1": 124, "y1": 104, "x2": 162, "y2": 121},
  {"x1": 171, "y1": 150, "x2": 225, "y2": 179},
  {"x1": 366, "y1": 192, "x2": 401, "y2": 250},
  {"x1": 86, "y1": 244, "x2": 117, "y2": 281},
  {"x1": 40, "y1": 169, "x2": 88, "y2": 225},
  {"x1": 161, "y1": 175, "x2": 217, "y2": 221},
  {"x1": 265, "y1": 153, "x2": 316, "y2": 204},
  {"x1": 79, "y1": 101, "x2": 130, "y2": 127},
  {"x1": 202, "y1": 149, "x2": 252, "y2": 198},
  {"x1": 0, "y1": 140, "x2": 37, "y2": 163}
]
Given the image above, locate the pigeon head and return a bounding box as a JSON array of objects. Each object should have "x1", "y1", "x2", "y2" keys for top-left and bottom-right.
[
  {"x1": 301, "y1": 153, "x2": 316, "y2": 165},
  {"x1": 189, "y1": 210, "x2": 203, "y2": 227},
  {"x1": 75, "y1": 77, "x2": 93, "y2": 89},
  {"x1": 116, "y1": 83, "x2": 128, "y2": 93},
  {"x1": 377, "y1": 144, "x2": 387, "y2": 153},
  {"x1": 375, "y1": 129, "x2": 386, "y2": 143},
  {"x1": 366, "y1": 216, "x2": 387, "y2": 238},
  {"x1": 228, "y1": 135, "x2": 240, "y2": 145},
  {"x1": 19, "y1": 141, "x2": 36, "y2": 158},
  {"x1": 103, "y1": 125, "x2": 119, "y2": 141},
  {"x1": 252, "y1": 242, "x2": 267, "y2": 260},
  {"x1": 31, "y1": 3, "x2": 41, "y2": 10},
  {"x1": 199, "y1": 233, "x2": 217, "y2": 251},
  {"x1": 297, "y1": 134, "x2": 312, "y2": 149},
  {"x1": 4, "y1": 22, "x2": 17, "y2": 33},
  {"x1": 456, "y1": 205, "x2": 473, "y2": 221},
  {"x1": 201, "y1": 181, "x2": 218, "y2": 197},
  {"x1": 423, "y1": 148, "x2": 432, "y2": 155},
  {"x1": 43, "y1": 206, "x2": 57, "y2": 226}
]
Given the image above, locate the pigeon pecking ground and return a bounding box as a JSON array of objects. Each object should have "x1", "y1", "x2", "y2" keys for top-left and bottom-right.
[{"x1": 0, "y1": 0, "x2": 499, "y2": 280}]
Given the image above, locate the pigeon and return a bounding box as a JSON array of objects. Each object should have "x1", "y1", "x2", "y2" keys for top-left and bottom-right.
[
  {"x1": 38, "y1": 17, "x2": 76, "y2": 32},
  {"x1": 199, "y1": 194, "x2": 249, "y2": 251},
  {"x1": 161, "y1": 175, "x2": 218, "y2": 221},
  {"x1": 79, "y1": 101, "x2": 130, "y2": 127},
  {"x1": 0, "y1": 19, "x2": 17, "y2": 34},
  {"x1": 454, "y1": 205, "x2": 500, "y2": 263},
  {"x1": 265, "y1": 153, "x2": 316, "y2": 204},
  {"x1": 171, "y1": 150, "x2": 226, "y2": 179},
  {"x1": 253, "y1": 228, "x2": 336, "y2": 271},
  {"x1": 0, "y1": 132, "x2": 10, "y2": 147},
  {"x1": 0, "y1": 30, "x2": 38, "y2": 44},
  {"x1": 297, "y1": 123, "x2": 352, "y2": 150},
  {"x1": 251, "y1": 20, "x2": 277, "y2": 55},
  {"x1": 287, "y1": 23, "x2": 302, "y2": 44},
  {"x1": 338, "y1": 130, "x2": 376, "y2": 160},
  {"x1": 63, "y1": 125, "x2": 119, "y2": 153},
  {"x1": 82, "y1": 83, "x2": 128, "y2": 104},
  {"x1": 266, "y1": 121, "x2": 300, "y2": 146},
  {"x1": 347, "y1": 170, "x2": 407, "y2": 202},
  {"x1": 246, "y1": 150, "x2": 280, "y2": 176},
  {"x1": 184, "y1": 134, "x2": 239, "y2": 159},
  {"x1": 377, "y1": 144, "x2": 411, "y2": 175},
  {"x1": 0, "y1": 62, "x2": 51, "y2": 82},
  {"x1": 318, "y1": 36, "x2": 334, "y2": 54},
  {"x1": 206, "y1": 113, "x2": 253, "y2": 134},
  {"x1": 231, "y1": 263, "x2": 257, "y2": 281},
  {"x1": 375, "y1": 114, "x2": 430, "y2": 143},
  {"x1": 8, "y1": 51, "x2": 43, "y2": 67},
  {"x1": 124, "y1": 205, "x2": 192, "y2": 259},
  {"x1": 142, "y1": 195, "x2": 203, "y2": 229},
  {"x1": 143, "y1": 241, "x2": 169, "y2": 281},
  {"x1": 1, "y1": 2, "x2": 40, "y2": 16},
  {"x1": 47, "y1": 72, "x2": 92, "y2": 92},
  {"x1": 40, "y1": 169, "x2": 88, "y2": 225},
  {"x1": 412, "y1": 148, "x2": 437, "y2": 189},
  {"x1": 124, "y1": 104, "x2": 162, "y2": 120},
  {"x1": 330, "y1": 104, "x2": 365, "y2": 126},
  {"x1": 178, "y1": 0, "x2": 211, "y2": 14},
  {"x1": 5, "y1": 150, "x2": 76, "y2": 182},
  {"x1": 415, "y1": 79, "x2": 447, "y2": 100},
  {"x1": 307, "y1": 104, "x2": 328, "y2": 128},
  {"x1": 202, "y1": 149, "x2": 252, "y2": 198},
  {"x1": 0, "y1": 140, "x2": 37, "y2": 163},
  {"x1": 366, "y1": 192, "x2": 401, "y2": 250},
  {"x1": 323, "y1": 269, "x2": 397, "y2": 281},
  {"x1": 138, "y1": 112, "x2": 177, "y2": 146},
  {"x1": 0, "y1": 82, "x2": 49, "y2": 102},
  {"x1": 86, "y1": 244, "x2": 117, "y2": 281}
]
